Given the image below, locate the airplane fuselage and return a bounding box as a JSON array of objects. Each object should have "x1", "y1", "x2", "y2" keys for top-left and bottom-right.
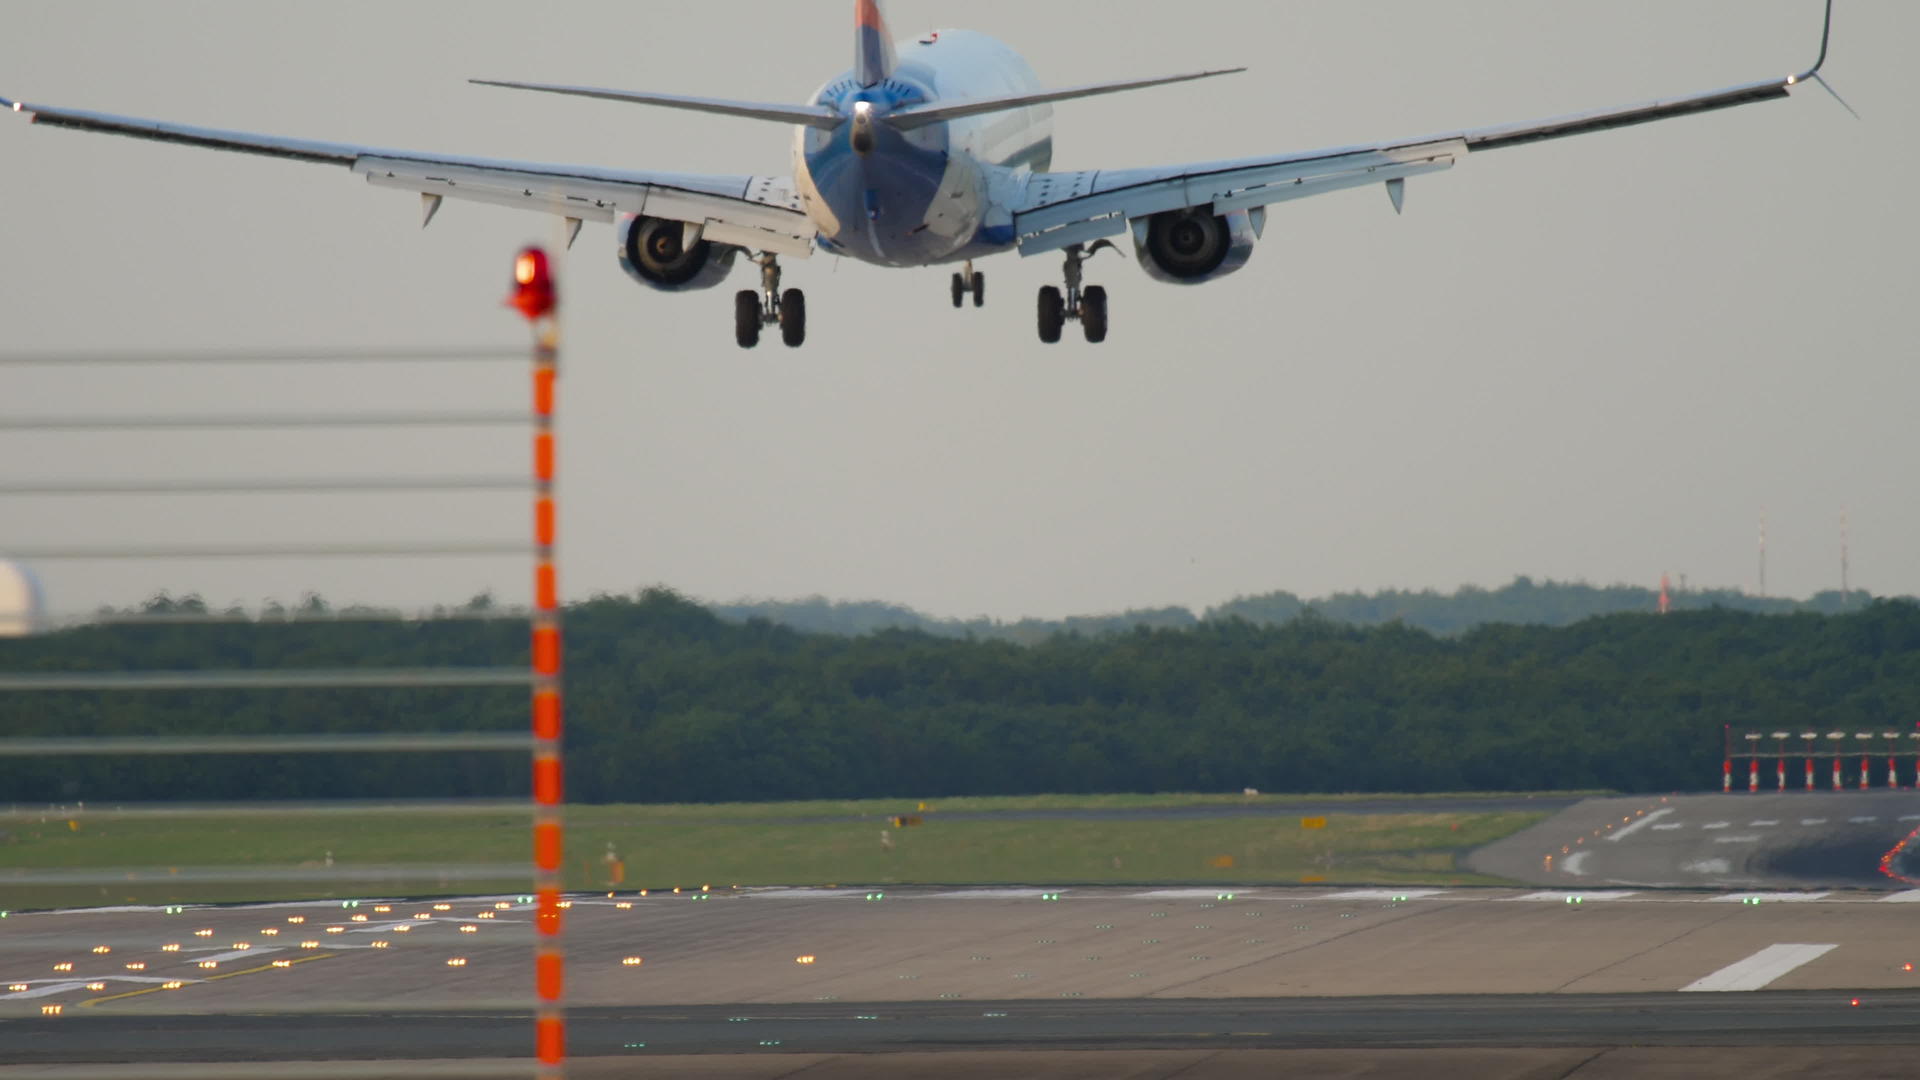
[{"x1": 795, "y1": 30, "x2": 1050, "y2": 267}]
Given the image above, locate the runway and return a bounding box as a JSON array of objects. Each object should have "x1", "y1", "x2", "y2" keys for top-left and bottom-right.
[
  {"x1": 1470, "y1": 791, "x2": 1920, "y2": 889},
  {"x1": 4, "y1": 791, "x2": 1918, "y2": 1076}
]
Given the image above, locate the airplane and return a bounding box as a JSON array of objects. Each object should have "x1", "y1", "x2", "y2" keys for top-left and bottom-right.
[{"x1": 2, "y1": 1, "x2": 1841, "y2": 350}]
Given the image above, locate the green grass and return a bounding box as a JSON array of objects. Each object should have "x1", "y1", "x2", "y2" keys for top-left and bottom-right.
[{"x1": 0, "y1": 796, "x2": 1556, "y2": 909}]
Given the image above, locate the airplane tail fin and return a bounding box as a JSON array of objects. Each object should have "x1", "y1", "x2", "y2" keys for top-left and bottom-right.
[{"x1": 856, "y1": 0, "x2": 897, "y2": 87}]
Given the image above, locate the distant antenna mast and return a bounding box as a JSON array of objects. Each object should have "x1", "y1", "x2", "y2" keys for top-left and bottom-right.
[
  {"x1": 1757, "y1": 511, "x2": 1768, "y2": 598},
  {"x1": 1840, "y1": 508, "x2": 1851, "y2": 607}
]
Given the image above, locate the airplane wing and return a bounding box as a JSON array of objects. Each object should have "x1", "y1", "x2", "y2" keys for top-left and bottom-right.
[
  {"x1": 1013, "y1": 3, "x2": 1837, "y2": 258},
  {"x1": 0, "y1": 97, "x2": 814, "y2": 256}
]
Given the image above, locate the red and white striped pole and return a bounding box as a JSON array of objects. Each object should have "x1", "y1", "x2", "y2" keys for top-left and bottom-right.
[
  {"x1": 1888, "y1": 755, "x2": 1899, "y2": 789},
  {"x1": 1776, "y1": 758, "x2": 1787, "y2": 791},
  {"x1": 1860, "y1": 755, "x2": 1871, "y2": 791},
  {"x1": 1804, "y1": 757, "x2": 1815, "y2": 790},
  {"x1": 511, "y1": 247, "x2": 566, "y2": 1080},
  {"x1": 1748, "y1": 758, "x2": 1760, "y2": 793},
  {"x1": 1723, "y1": 759, "x2": 1732, "y2": 793},
  {"x1": 1832, "y1": 757, "x2": 1843, "y2": 790}
]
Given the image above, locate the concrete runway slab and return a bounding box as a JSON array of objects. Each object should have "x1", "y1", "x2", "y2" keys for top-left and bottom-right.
[{"x1": 1470, "y1": 791, "x2": 1920, "y2": 889}]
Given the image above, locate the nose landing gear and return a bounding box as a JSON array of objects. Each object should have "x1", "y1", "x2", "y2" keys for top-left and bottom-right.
[
  {"x1": 735, "y1": 253, "x2": 805, "y2": 349},
  {"x1": 1036, "y1": 241, "x2": 1117, "y2": 345},
  {"x1": 951, "y1": 260, "x2": 986, "y2": 309}
]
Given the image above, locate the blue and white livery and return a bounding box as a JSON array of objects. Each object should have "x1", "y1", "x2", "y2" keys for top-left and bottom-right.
[{"x1": 1, "y1": 1, "x2": 1840, "y2": 348}]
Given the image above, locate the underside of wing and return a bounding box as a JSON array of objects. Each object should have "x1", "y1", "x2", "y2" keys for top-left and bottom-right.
[
  {"x1": 1013, "y1": 0, "x2": 1835, "y2": 259},
  {"x1": 3, "y1": 98, "x2": 814, "y2": 256}
]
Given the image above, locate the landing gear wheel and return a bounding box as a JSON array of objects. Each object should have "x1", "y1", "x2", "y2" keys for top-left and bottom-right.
[
  {"x1": 971, "y1": 271, "x2": 986, "y2": 308},
  {"x1": 1037, "y1": 286, "x2": 1065, "y2": 344},
  {"x1": 735, "y1": 290, "x2": 761, "y2": 349},
  {"x1": 951, "y1": 273, "x2": 966, "y2": 309},
  {"x1": 779, "y1": 288, "x2": 807, "y2": 348},
  {"x1": 1081, "y1": 285, "x2": 1108, "y2": 344}
]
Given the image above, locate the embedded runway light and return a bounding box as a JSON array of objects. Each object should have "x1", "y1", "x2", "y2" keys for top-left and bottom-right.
[
  {"x1": 299, "y1": 940, "x2": 320, "y2": 949},
  {"x1": 432, "y1": 904, "x2": 452, "y2": 912},
  {"x1": 91, "y1": 945, "x2": 110, "y2": 954},
  {"x1": 350, "y1": 915, "x2": 368, "y2": 923},
  {"x1": 52, "y1": 963, "x2": 73, "y2": 972},
  {"x1": 271, "y1": 960, "x2": 293, "y2": 968},
  {"x1": 85, "y1": 982, "x2": 105, "y2": 991},
  {"x1": 616, "y1": 902, "x2": 632, "y2": 910},
  {"x1": 260, "y1": 929, "x2": 279, "y2": 937},
  {"x1": 8, "y1": 983, "x2": 27, "y2": 991},
  {"x1": 160, "y1": 944, "x2": 180, "y2": 952},
  {"x1": 325, "y1": 927, "x2": 344, "y2": 935},
  {"x1": 446, "y1": 957, "x2": 468, "y2": 967},
  {"x1": 494, "y1": 902, "x2": 511, "y2": 910},
  {"x1": 287, "y1": 917, "x2": 305, "y2": 925},
  {"x1": 371, "y1": 940, "x2": 390, "y2": 949},
  {"x1": 41, "y1": 1004, "x2": 62, "y2": 1016},
  {"x1": 197, "y1": 961, "x2": 218, "y2": 969},
  {"x1": 230, "y1": 943, "x2": 251, "y2": 950},
  {"x1": 795, "y1": 955, "x2": 816, "y2": 965},
  {"x1": 162, "y1": 981, "x2": 184, "y2": 990},
  {"x1": 393, "y1": 925, "x2": 412, "y2": 933},
  {"x1": 374, "y1": 906, "x2": 393, "y2": 913},
  {"x1": 413, "y1": 913, "x2": 431, "y2": 920},
  {"x1": 622, "y1": 956, "x2": 644, "y2": 967},
  {"x1": 193, "y1": 929, "x2": 213, "y2": 937},
  {"x1": 477, "y1": 912, "x2": 495, "y2": 919},
  {"x1": 124, "y1": 962, "x2": 145, "y2": 971},
  {"x1": 459, "y1": 925, "x2": 478, "y2": 933}
]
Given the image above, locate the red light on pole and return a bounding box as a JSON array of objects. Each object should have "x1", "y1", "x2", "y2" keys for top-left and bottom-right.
[{"x1": 510, "y1": 247, "x2": 557, "y2": 322}]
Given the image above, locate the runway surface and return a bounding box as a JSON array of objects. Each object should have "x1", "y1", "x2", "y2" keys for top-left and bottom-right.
[
  {"x1": 1470, "y1": 791, "x2": 1920, "y2": 888},
  {"x1": 5, "y1": 790, "x2": 1918, "y2": 1076}
]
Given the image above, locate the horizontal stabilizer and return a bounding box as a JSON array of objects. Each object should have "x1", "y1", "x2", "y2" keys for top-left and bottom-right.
[
  {"x1": 470, "y1": 79, "x2": 842, "y2": 129},
  {"x1": 886, "y1": 68, "x2": 1244, "y2": 131}
]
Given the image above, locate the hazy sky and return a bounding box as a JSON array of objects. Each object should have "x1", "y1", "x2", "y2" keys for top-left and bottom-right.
[{"x1": 1, "y1": 1, "x2": 1913, "y2": 621}]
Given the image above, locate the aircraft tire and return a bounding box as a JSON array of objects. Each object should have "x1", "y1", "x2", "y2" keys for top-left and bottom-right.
[
  {"x1": 735, "y1": 290, "x2": 761, "y2": 349},
  {"x1": 1037, "y1": 286, "x2": 1065, "y2": 344},
  {"x1": 1082, "y1": 285, "x2": 1109, "y2": 344},
  {"x1": 951, "y1": 273, "x2": 965, "y2": 309},
  {"x1": 972, "y1": 271, "x2": 986, "y2": 308},
  {"x1": 780, "y1": 288, "x2": 807, "y2": 348}
]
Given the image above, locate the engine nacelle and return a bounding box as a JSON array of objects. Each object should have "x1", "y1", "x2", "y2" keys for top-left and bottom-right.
[
  {"x1": 1131, "y1": 207, "x2": 1262, "y2": 285},
  {"x1": 617, "y1": 214, "x2": 740, "y2": 292}
]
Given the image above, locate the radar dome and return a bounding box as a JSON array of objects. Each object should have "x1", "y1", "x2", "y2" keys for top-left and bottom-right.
[{"x1": 0, "y1": 559, "x2": 46, "y2": 637}]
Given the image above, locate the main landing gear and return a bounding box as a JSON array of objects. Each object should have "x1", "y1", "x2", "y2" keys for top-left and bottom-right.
[
  {"x1": 1037, "y1": 240, "x2": 1117, "y2": 345},
  {"x1": 736, "y1": 253, "x2": 805, "y2": 349},
  {"x1": 951, "y1": 260, "x2": 985, "y2": 308}
]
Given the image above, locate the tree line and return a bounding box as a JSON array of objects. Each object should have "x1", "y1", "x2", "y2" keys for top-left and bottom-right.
[{"x1": 3, "y1": 589, "x2": 1916, "y2": 805}]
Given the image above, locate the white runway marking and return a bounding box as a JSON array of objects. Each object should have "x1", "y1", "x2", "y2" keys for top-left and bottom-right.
[
  {"x1": 1702, "y1": 821, "x2": 1732, "y2": 830},
  {"x1": 1877, "y1": 891, "x2": 1920, "y2": 903},
  {"x1": 1680, "y1": 943, "x2": 1836, "y2": 992},
  {"x1": 1749, "y1": 820, "x2": 1780, "y2": 826},
  {"x1": 1506, "y1": 891, "x2": 1638, "y2": 902},
  {"x1": 1131, "y1": 889, "x2": 1235, "y2": 899},
  {"x1": 1314, "y1": 889, "x2": 1445, "y2": 900},
  {"x1": 1603, "y1": 808, "x2": 1673, "y2": 842},
  {"x1": 1801, "y1": 818, "x2": 1829, "y2": 826},
  {"x1": 1559, "y1": 852, "x2": 1590, "y2": 876},
  {"x1": 1710, "y1": 892, "x2": 1832, "y2": 903},
  {"x1": 1651, "y1": 823, "x2": 1684, "y2": 831},
  {"x1": 1682, "y1": 858, "x2": 1731, "y2": 874},
  {"x1": 193, "y1": 948, "x2": 280, "y2": 964},
  {"x1": 1849, "y1": 816, "x2": 1880, "y2": 824},
  {"x1": 1900, "y1": 815, "x2": 1920, "y2": 822},
  {"x1": 1713, "y1": 835, "x2": 1761, "y2": 844}
]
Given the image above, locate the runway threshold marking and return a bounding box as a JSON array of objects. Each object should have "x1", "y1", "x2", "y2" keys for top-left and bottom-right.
[
  {"x1": 1680, "y1": 944, "x2": 1836, "y2": 992},
  {"x1": 1603, "y1": 808, "x2": 1672, "y2": 842},
  {"x1": 1879, "y1": 891, "x2": 1920, "y2": 903},
  {"x1": 79, "y1": 953, "x2": 334, "y2": 1007}
]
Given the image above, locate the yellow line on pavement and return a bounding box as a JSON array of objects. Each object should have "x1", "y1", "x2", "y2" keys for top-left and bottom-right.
[{"x1": 80, "y1": 952, "x2": 335, "y2": 1007}]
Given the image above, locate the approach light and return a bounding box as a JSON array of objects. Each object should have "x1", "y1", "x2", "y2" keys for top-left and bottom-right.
[
  {"x1": 124, "y1": 962, "x2": 145, "y2": 971},
  {"x1": 622, "y1": 956, "x2": 644, "y2": 967},
  {"x1": 52, "y1": 963, "x2": 72, "y2": 972},
  {"x1": 85, "y1": 982, "x2": 105, "y2": 991},
  {"x1": 509, "y1": 247, "x2": 557, "y2": 321}
]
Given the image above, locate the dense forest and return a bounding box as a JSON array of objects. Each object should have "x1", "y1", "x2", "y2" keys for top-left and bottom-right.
[
  {"x1": 715, "y1": 577, "x2": 1873, "y2": 642},
  {"x1": 4, "y1": 589, "x2": 1917, "y2": 806}
]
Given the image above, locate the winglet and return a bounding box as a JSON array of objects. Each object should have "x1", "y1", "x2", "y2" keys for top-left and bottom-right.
[
  {"x1": 1791, "y1": 0, "x2": 1836, "y2": 82},
  {"x1": 855, "y1": 0, "x2": 896, "y2": 88},
  {"x1": 1, "y1": 95, "x2": 23, "y2": 114}
]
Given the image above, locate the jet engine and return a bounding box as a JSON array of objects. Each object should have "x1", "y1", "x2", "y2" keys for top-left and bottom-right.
[
  {"x1": 1131, "y1": 207, "x2": 1261, "y2": 285},
  {"x1": 617, "y1": 214, "x2": 740, "y2": 292}
]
